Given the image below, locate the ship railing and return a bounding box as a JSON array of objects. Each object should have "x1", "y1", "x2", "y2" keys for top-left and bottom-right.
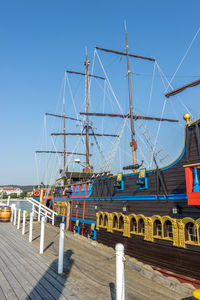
[{"x1": 26, "y1": 197, "x2": 58, "y2": 225}]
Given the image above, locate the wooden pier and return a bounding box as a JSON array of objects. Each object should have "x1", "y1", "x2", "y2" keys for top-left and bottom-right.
[{"x1": 0, "y1": 222, "x2": 194, "y2": 300}]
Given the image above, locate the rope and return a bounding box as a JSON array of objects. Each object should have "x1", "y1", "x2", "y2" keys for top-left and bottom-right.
[
  {"x1": 99, "y1": 116, "x2": 129, "y2": 172},
  {"x1": 34, "y1": 153, "x2": 39, "y2": 186},
  {"x1": 165, "y1": 26, "x2": 200, "y2": 93},
  {"x1": 156, "y1": 62, "x2": 193, "y2": 119},
  {"x1": 66, "y1": 72, "x2": 79, "y2": 118},
  {"x1": 147, "y1": 61, "x2": 156, "y2": 116},
  {"x1": 149, "y1": 97, "x2": 167, "y2": 168},
  {"x1": 95, "y1": 48, "x2": 125, "y2": 116}
]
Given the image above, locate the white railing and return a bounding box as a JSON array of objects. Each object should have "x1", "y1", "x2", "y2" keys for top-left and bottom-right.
[{"x1": 26, "y1": 197, "x2": 58, "y2": 225}]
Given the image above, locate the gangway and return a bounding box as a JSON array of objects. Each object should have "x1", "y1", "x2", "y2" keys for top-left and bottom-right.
[{"x1": 26, "y1": 197, "x2": 58, "y2": 225}]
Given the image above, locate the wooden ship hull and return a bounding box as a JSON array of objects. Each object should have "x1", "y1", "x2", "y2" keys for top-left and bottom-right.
[{"x1": 34, "y1": 116, "x2": 200, "y2": 281}]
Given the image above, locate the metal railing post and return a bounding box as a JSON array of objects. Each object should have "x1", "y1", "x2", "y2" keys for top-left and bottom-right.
[
  {"x1": 7, "y1": 196, "x2": 10, "y2": 206},
  {"x1": 38, "y1": 205, "x2": 41, "y2": 221},
  {"x1": 22, "y1": 210, "x2": 26, "y2": 235},
  {"x1": 10, "y1": 204, "x2": 16, "y2": 222},
  {"x1": 26, "y1": 198, "x2": 58, "y2": 223},
  {"x1": 40, "y1": 216, "x2": 45, "y2": 254},
  {"x1": 29, "y1": 212, "x2": 33, "y2": 242},
  {"x1": 14, "y1": 207, "x2": 17, "y2": 226},
  {"x1": 115, "y1": 243, "x2": 125, "y2": 300},
  {"x1": 32, "y1": 204, "x2": 35, "y2": 217},
  {"x1": 17, "y1": 209, "x2": 21, "y2": 229},
  {"x1": 58, "y1": 222, "x2": 65, "y2": 274},
  {"x1": 45, "y1": 211, "x2": 47, "y2": 223}
]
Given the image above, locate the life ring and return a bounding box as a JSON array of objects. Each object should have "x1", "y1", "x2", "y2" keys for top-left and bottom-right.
[{"x1": 33, "y1": 190, "x2": 40, "y2": 197}]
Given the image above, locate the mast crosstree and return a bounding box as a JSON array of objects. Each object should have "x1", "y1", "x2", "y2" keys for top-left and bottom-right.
[{"x1": 94, "y1": 30, "x2": 178, "y2": 168}]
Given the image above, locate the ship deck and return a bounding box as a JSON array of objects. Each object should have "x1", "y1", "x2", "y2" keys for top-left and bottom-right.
[{"x1": 0, "y1": 222, "x2": 194, "y2": 300}]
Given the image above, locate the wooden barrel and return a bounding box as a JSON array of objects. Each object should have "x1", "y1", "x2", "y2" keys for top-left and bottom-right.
[{"x1": 0, "y1": 206, "x2": 11, "y2": 222}]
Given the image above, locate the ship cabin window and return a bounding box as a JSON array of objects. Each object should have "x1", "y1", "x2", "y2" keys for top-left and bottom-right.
[
  {"x1": 185, "y1": 222, "x2": 198, "y2": 243},
  {"x1": 153, "y1": 220, "x2": 162, "y2": 238},
  {"x1": 75, "y1": 185, "x2": 79, "y2": 195},
  {"x1": 138, "y1": 218, "x2": 145, "y2": 235},
  {"x1": 87, "y1": 183, "x2": 92, "y2": 194},
  {"x1": 113, "y1": 215, "x2": 118, "y2": 229},
  {"x1": 80, "y1": 184, "x2": 85, "y2": 195},
  {"x1": 163, "y1": 220, "x2": 173, "y2": 240},
  {"x1": 99, "y1": 214, "x2": 103, "y2": 226},
  {"x1": 119, "y1": 216, "x2": 124, "y2": 230},
  {"x1": 104, "y1": 215, "x2": 108, "y2": 227},
  {"x1": 130, "y1": 217, "x2": 137, "y2": 233}
]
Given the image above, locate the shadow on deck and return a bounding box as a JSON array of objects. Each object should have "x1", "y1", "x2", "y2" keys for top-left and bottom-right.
[{"x1": 27, "y1": 249, "x2": 75, "y2": 299}]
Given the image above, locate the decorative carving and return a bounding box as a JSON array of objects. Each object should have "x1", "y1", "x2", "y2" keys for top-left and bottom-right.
[
  {"x1": 123, "y1": 215, "x2": 130, "y2": 237},
  {"x1": 147, "y1": 217, "x2": 153, "y2": 241},
  {"x1": 95, "y1": 211, "x2": 200, "y2": 249},
  {"x1": 178, "y1": 220, "x2": 185, "y2": 248},
  {"x1": 107, "y1": 213, "x2": 113, "y2": 232},
  {"x1": 171, "y1": 219, "x2": 179, "y2": 247}
]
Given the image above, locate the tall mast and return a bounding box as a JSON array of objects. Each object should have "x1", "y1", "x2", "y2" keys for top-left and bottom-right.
[
  {"x1": 95, "y1": 39, "x2": 156, "y2": 169},
  {"x1": 63, "y1": 76, "x2": 66, "y2": 170},
  {"x1": 125, "y1": 29, "x2": 137, "y2": 166},
  {"x1": 84, "y1": 55, "x2": 90, "y2": 171}
]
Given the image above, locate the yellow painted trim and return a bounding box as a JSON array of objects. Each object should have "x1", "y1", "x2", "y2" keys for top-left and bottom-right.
[
  {"x1": 181, "y1": 217, "x2": 196, "y2": 225},
  {"x1": 188, "y1": 117, "x2": 200, "y2": 127},
  {"x1": 40, "y1": 189, "x2": 43, "y2": 203},
  {"x1": 95, "y1": 211, "x2": 200, "y2": 249},
  {"x1": 185, "y1": 241, "x2": 199, "y2": 246},
  {"x1": 163, "y1": 237, "x2": 173, "y2": 241},
  {"x1": 183, "y1": 163, "x2": 200, "y2": 168},
  {"x1": 193, "y1": 288, "x2": 200, "y2": 299}
]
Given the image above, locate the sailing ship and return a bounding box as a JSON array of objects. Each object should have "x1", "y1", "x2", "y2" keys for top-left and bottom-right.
[{"x1": 33, "y1": 31, "x2": 200, "y2": 282}]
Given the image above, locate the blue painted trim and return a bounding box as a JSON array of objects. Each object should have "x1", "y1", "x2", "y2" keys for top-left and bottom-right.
[
  {"x1": 61, "y1": 193, "x2": 187, "y2": 202},
  {"x1": 70, "y1": 217, "x2": 96, "y2": 225},
  {"x1": 117, "y1": 180, "x2": 124, "y2": 191},
  {"x1": 122, "y1": 143, "x2": 186, "y2": 178},
  {"x1": 57, "y1": 215, "x2": 66, "y2": 219}
]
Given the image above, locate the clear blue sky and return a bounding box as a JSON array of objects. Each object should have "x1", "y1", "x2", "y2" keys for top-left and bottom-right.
[{"x1": 0, "y1": 0, "x2": 200, "y2": 185}]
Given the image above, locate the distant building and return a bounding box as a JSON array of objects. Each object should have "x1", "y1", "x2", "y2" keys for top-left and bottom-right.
[{"x1": 0, "y1": 187, "x2": 23, "y2": 196}]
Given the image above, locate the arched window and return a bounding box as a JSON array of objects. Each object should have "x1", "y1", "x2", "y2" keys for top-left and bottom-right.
[
  {"x1": 163, "y1": 220, "x2": 173, "y2": 239},
  {"x1": 185, "y1": 222, "x2": 198, "y2": 243},
  {"x1": 104, "y1": 215, "x2": 108, "y2": 227},
  {"x1": 99, "y1": 214, "x2": 103, "y2": 226},
  {"x1": 138, "y1": 218, "x2": 145, "y2": 235},
  {"x1": 130, "y1": 217, "x2": 137, "y2": 233},
  {"x1": 119, "y1": 216, "x2": 124, "y2": 230},
  {"x1": 153, "y1": 220, "x2": 162, "y2": 237},
  {"x1": 113, "y1": 215, "x2": 118, "y2": 229}
]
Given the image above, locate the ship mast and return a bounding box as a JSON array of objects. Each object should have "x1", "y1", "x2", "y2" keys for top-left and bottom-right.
[
  {"x1": 125, "y1": 29, "x2": 137, "y2": 166},
  {"x1": 84, "y1": 55, "x2": 91, "y2": 172},
  {"x1": 63, "y1": 95, "x2": 66, "y2": 169}
]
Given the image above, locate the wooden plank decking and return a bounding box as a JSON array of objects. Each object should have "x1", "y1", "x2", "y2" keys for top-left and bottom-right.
[{"x1": 0, "y1": 222, "x2": 194, "y2": 300}]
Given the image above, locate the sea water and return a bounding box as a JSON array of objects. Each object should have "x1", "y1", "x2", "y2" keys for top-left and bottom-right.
[{"x1": 1, "y1": 200, "x2": 32, "y2": 214}]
